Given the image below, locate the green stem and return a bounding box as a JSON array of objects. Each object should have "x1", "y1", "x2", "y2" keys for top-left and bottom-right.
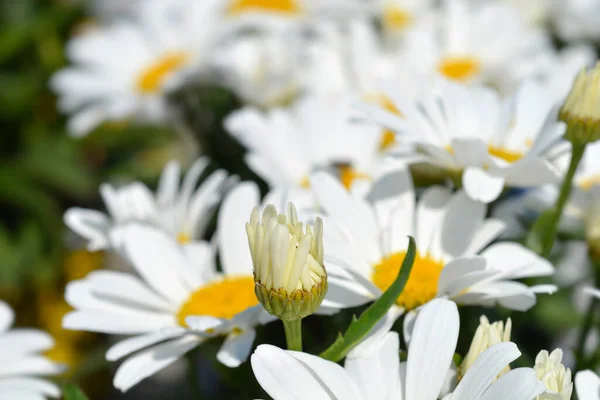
[
  {"x1": 283, "y1": 319, "x2": 303, "y2": 351},
  {"x1": 541, "y1": 143, "x2": 587, "y2": 258},
  {"x1": 575, "y1": 297, "x2": 598, "y2": 371}
]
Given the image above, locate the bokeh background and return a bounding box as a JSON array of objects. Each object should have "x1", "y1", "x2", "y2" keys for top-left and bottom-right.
[{"x1": 0, "y1": 0, "x2": 594, "y2": 399}]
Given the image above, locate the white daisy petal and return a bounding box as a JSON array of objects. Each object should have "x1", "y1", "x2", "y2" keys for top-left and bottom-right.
[
  {"x1": 462, "y1": 167, "x2": 505, "y2": 204},
  {"x1": 451, "y1": 342, "x2": 521, "y2": 400},
  {"x1": 113, "y1": 336, "x2": 201, "y2": 392},
  {"x1": 479, "y1": 368, "x2": 545, "y2": 400},
  {"x1": 217, "y1": 329, "x2": 257, "y2": 368},
  {"x1": 0, "y1": 301, "x2": 14, "y2": 333},
  {"x1": 106, "y1": 328, "x2": 188, "y2": 362},
  {"x1": 575, "y1": 370, "x2": 600, "y2": 400}
]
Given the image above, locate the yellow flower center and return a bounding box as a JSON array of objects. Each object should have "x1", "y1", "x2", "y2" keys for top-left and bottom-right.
[
  {"x1": 227, "y1": 0, "x2": 302, "y2": 15},
  {"x1": 176, "y1": 276, "x2": 258, "y2": 327},
  {"x1": 177, "y1": 232, "x2": 192, "y2": 245},
  {"x1": 299, "y1": 176, "x2": 311, "y2": 189},
  {"x1": 136, "y1": 52, "x2": 190, "y2": 95},
  {"x1": 383, "y1": 4, "x2": 413, "y2": 32},
  {"x1": 488, "y1": 145, "x2": 523, "y2": 164},
  {"x1": 371, "y1": 251, "x2": 444, "y2": 310},
  {"x1": 339, "y1": 166, "x2": 371, "y2": 190},
  {"x1": 438, "y1": 56, "x2": 482, "y2": 82}
]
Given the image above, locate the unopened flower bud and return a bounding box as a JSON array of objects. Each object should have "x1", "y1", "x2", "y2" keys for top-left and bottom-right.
[
  {"x1": 560, "y1": 63, "x2": 600, "y2": 144},
  {"x1": 534, "y1": 349, "x2": 573, "y2": 400},
  {"x1": 459, "y1": 316, "x2": 512, "y2": 380},
  {"x1": 246, "y1": 203, "x2": 327, "y2": 321}
]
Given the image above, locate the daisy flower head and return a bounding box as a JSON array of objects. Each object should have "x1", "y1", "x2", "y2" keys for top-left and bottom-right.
[
  {"x1": 0, "y1": 301, "x2": 65, "y2": 399},
  {"x1": 224, "y1": 92, "x2": 385, "y2": 195},
  {"x1": 373, "y1": 0, "x2": 436, "y2": 41},
  {"x1": 51, "y1": 0, "x2": 224, "y2": 137},
  {"x1": 65, "y1": 158, "x2": 230, "y2": 251},
  {"x1": 220, "y1": 0, "x2": 366, "y2": 32},
  {"x1": 362, "y1": 78, "x2": 566, "y2": 203},
  {"x1": 251, "y1": 299, "x2": 547, "y2": 400},
  {"x1": 63, "y1": 223, "x2": 271, "y2": 392},
  {"x1": 399, "y1": 0, "x2": 552, "y2": 91},
  {"x1": 308, "y1": 166, "x2": 555, "y2": 328},
  {"x1": 576, "y1": 370, "x2": 600, "y2": 400}
]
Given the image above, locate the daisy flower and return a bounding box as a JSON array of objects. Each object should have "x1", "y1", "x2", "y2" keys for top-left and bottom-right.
[
  {"x1": 552, "y1": 0, "x2": 600, "y2": 42},
  {"x1": 0, "y1": 301, "x2": 65, "y2": 399},
  {"x1": 51, "y1": 0, "x2": 223, "y2": 136},
  {"x1": 224, "y1": 93, "x2": 385, "y2": 195},
  {"x1": 361, "y1": 78, "x2": 566, "y2": 203},
  {"x1": 65, "y1": 158, "x2": 230, "y2": 251},
  {"x1": 63, "y1": 223, "x2": 272, "y2": 392},
  {"x1": 251, "y1": 298, "x2": 546, "y2": 400},
  {"x1": 220, "y1": 0, "x2": 366, "y2": 32},
  {"x1": 308, "y1": 167, "x2": 555, "y2": 335},
  {"x1": 576, "y1": 370, "x2": 600, "y2": 400},
  {"x1": 398, "y1": 0, "x2": 552, "y2": 91},
  {"x1": 372, "y1": 0, "x2": 435, "y2": 41}
]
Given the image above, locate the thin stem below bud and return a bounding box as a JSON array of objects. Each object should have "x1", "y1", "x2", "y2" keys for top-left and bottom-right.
[
  {"x1": 541, "y1": 143, "x2": 587, "y2": 258},
  {"x1": 283, "y1": 319, "x2": 303, "y2": 352}
]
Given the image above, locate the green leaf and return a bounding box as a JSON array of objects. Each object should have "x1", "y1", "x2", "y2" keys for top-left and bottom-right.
[
  {"x1": 63, "y1": 383, "x2": 89, "y2": 400},
  {"x1": 526, "y1": 209, "x2": 556, "y2": 255},
  {"x1": 320, "y1": 237, "x2": 416, "y2": 362}
]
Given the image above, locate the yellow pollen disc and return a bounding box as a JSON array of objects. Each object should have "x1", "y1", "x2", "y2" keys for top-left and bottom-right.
[
  {"x1": 177, "y1": 276, "x2": 258, "y2": 327},
  {"x1": 383, "y1": 5, "x2": 413, "y2": 32},
  {"x1": 137, "y1": 52, "x2": 190, "y2": 94},
  {"x1": 438, "y1": 57, "x2": 481, "y2": 82},
  {"x1": 372, "y1": 251, "x2": 444, "y2": 310},
  {"x1": 488, "y1": 145, "x2": 523, "y2": 164},
  {"x1": 227, "y1": 0, "x2": 302, "y2": 15},
  {"x1": 177, "y1": 232, "x2": 192, "y2": 245},
  {"x1": 339, "y1": 166, "x2": 371, "y2": 190},
  {"x1": 299, "y1": 176, "x2": 311, "y2": 189}
]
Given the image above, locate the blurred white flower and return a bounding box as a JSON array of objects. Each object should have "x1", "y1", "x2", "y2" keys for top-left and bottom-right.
[
  {"x1": 252, "y1": 299, "x2": 546, "y2": 400},
  {"x1": 552, "y1": 0, "x2": 600, "y2": 42},
  {"x1": 0, "y1": 301, "x2": 65, "y2": 399},
  {"x1": 220, "y1": 0, "x2": 366, "y2": 32},
  {"x1": 224, "y1": 92, "x2": 388, "y2": 195},
  {"x1": 65, "y1": 158, "x2": 230, "y2": 251},
  {"x1": 51, "y1": 0, "x2": 223, "y2": 136},
  {"x1": 542, "y1": 45, "x2": 597, "y2": 104},
  {"x1": 534, "y1": 349, "x2": 573, "y2": 400},
  {"x1": 397, "y1": 0, "x2": 552, "y2": 91},
  {"x1": 63, "y1": 223, "x2": 273, "y2": 391},
  {"x1": 373, "y1": 0, "x2": 436, "y2": 41},
  {"x1": 576, "y1": 370, "x2": 600, "y2": 400},
  {"x1": 307, "y1": 167, "x2": 556, "y2": 352},
  {"x1": 361, "y1": 78, "x2": 567, "y2": 203}
]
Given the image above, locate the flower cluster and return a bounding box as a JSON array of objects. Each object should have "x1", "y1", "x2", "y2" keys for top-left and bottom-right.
[{"x1": 5, "y1": 0, "x2": 600, "y2": 399}]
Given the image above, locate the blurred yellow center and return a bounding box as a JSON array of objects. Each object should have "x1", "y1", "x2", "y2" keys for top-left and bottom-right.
[
  {"x1": 365, "y1": 93, "x2": 402, "y2": 151},
  {"x1": 177, "y1": 276, "x2": 258, "y2": 326},
  {"x1": 579, "y1": 175, "x2": 600, "y2": 190},
  {"x1": 371, "y1": 251, "x2": 444, "y2": 310},
  {"x1": 383, "y1": 5, "x2": 413, "y2": 31},
  {"x1": 438, "y1": 57, "x2": 481, "y2": 82},
  {"x1": 339, "y1": 166, "x2": 371, "y2": 190},
  {"x1": 137, "y1": 52, "x2": 190, "y2": 94},
  {"x1": 488, "y1": 145, "x2": 523, "y2": 163},
  {"x1": 299, "y1": 176, "x2": 311, "y2": 189},
  {"x1": 227, "y1": 0, "x2": 302, "y2": 15},
  {"x1": 177, "y1": 232, "x2": 192, "y2": 245}
]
